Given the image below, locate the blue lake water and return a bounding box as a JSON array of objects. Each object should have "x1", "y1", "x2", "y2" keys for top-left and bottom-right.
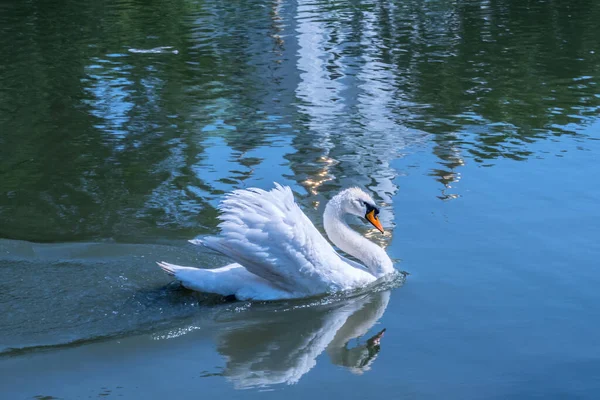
[{"x1": 0, "y1": 0, "x2": 599, "y2": 398}]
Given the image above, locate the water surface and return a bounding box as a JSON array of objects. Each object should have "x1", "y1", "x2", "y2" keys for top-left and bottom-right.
[{"x1": 1, "y1": 0, "x2": 599, "y2": 398}]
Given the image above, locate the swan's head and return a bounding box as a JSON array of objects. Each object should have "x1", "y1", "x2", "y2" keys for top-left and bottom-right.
[{"x1": 338, "y1": 187, "x2": 384, "y2": 234}]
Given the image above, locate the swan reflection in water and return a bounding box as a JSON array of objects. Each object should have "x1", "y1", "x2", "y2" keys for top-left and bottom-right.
[{"x1": 209, "y1": 289, "x2": 392, "y2": 389}]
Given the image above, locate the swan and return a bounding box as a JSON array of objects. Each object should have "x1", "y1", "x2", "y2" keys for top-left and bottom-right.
[{"x1": 157, "y1": 183, "x2": 395, "y2": 300}]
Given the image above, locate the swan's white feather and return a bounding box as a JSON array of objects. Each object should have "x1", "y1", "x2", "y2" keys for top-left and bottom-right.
[
  {"x1": 157, "y1": 261, "x2": 295, "y2": 301},
  {"x1": 198, "y1": 184, "x2": 375, "y2": 296}
]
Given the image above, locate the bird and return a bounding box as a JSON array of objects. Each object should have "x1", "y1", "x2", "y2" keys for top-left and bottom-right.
[{"x1": 157, "y1": 183, "x2": 395, "y2": 300}]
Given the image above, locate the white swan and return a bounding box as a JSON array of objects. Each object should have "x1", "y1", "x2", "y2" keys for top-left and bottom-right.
[{"x1": 158, "y1": 184, "x2": 395, "y2": 300}]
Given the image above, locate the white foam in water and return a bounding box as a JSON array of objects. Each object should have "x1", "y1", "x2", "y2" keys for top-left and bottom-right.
[{"x1": 128, "y1": 46, "x2": 179, "y2": 54}]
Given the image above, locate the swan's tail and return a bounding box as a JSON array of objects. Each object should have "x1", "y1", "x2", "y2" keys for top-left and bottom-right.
[
  {"x1": 188, "y1": 239, "x2": 204, "y2": 246},
  {"x1": 156, "y1": 261, "x2": 219, "y2": 293},
  {"x1": 157, "y1": 261, "x2": 179, "y2": 276}
]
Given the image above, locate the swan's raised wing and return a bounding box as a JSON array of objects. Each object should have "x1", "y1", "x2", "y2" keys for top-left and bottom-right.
[{"x1": 195, "y1": 184, "x2": 373, "y2": 295}]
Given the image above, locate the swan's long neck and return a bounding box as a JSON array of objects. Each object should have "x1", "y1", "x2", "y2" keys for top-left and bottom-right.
[{"x1": 323, "y1": 196, "x2": 394, "y2": 278}]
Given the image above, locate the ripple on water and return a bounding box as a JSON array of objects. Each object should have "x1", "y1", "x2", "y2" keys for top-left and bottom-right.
[{"x1": 0, "y1": 238, "x2": 406, "y2": 357}]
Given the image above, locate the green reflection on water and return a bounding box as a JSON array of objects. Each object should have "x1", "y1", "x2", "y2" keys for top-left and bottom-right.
[{"x1": 0, "y1": 0, "x2": 598, "y2": 242}]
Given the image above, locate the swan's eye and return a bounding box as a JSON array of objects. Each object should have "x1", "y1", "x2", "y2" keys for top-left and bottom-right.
[{"x1": 363, "y1": 202, "x2": 379, "y2": 215}]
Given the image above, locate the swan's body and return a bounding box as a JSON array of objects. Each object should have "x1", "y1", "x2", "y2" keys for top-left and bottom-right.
[{"x1": 158, "y1": 184, "x2": 394, "y2": 300}]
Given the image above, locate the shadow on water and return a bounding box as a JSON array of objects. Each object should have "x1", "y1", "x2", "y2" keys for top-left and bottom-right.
[{"x1": 155, "y1": 285, "x2": 401, "y2": 389}]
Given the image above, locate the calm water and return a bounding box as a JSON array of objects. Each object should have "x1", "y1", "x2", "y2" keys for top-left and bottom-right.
[{"x1": 1, "y1": 0, "x2": 599, "y2": 398}]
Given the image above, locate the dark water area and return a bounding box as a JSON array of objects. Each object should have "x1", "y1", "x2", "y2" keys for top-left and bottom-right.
[{"x1": 0, "y1": 0, "x2": 599, "y2": 398}]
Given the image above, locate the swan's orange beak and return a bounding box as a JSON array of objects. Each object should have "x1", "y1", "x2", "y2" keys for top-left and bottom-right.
[{"x1": 366, "y1": 210, "x2": 384, "y2": 234}]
